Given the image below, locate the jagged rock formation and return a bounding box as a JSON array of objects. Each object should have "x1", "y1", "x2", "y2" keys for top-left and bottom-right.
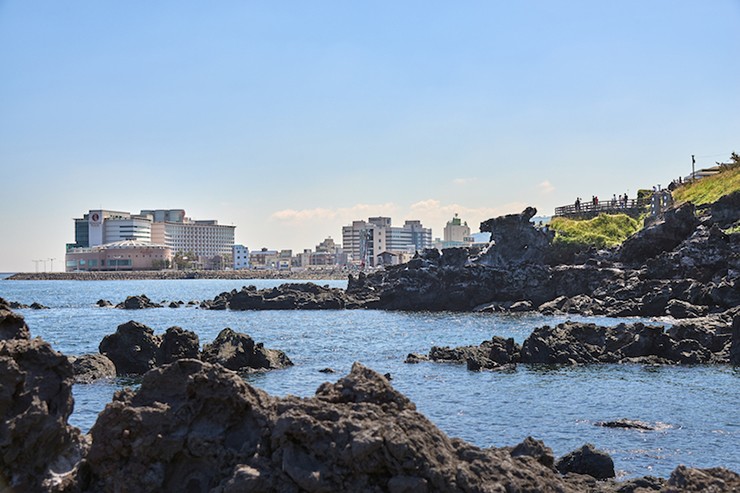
[
  {"x1": 115, "y1": 294, "x2": 162, "y2": 309},
  {"x1": 98, "y1": 321, "x2": 291, "y2": 375},
  {"x1": 99, "y1": 320, "x2": 164, "y2": 375},
  {"x1": 477, "y1": 206, "x2": 554, "y2": 267},
  {"x1": 69, "y1": 353, "x2": 117, "y2": 383},
  {"x1": 202, "y1": 282, "x2": 361, "y2": 310},
  {"x1": 0, "y1": 298, "x2": 87, "y2": 492},
  {"x1": 344, "y1": 199, "x2": 739, "y2": 321},
  {"x1": 1, "y1": 299, "x2": 739, "y2": 492},
  {"x1": 420, "y1": 321, "x2": 733, "y2": 368},
  {"x1": 555, "y1": 443, "x2": 615, "y2": 479},
  {"x1": 201, "y1": 328, "x2": 293, "y2": 371}
]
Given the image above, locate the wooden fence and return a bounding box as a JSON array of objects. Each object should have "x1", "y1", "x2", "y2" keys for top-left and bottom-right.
[{"x1": 554, "y1": 199, "x2": 648, "y2": 218}]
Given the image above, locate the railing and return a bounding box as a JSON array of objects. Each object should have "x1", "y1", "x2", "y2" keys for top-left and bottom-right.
[{"x1": 554, "y1": 199, "x2": 647, "y2": 218}]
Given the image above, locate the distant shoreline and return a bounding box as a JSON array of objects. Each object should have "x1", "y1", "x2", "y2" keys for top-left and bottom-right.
[{"x1": 4, "y1": 270, "x2": 350, "y2": 281}]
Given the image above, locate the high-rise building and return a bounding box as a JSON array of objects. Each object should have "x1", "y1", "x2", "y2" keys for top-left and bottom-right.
[
  {"x1": 444, "y1": 214, "x2": 474, "y2": 243},
  {"x1": 342, "y1": 217, "x2": 432, "y2": 266},
  {"x1": 67, "y1": 208, "x2": 235, "y2": 270}
]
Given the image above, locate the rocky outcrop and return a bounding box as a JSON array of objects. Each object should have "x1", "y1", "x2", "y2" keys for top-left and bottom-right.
[
  {"x1": 730, "y1": 314, "x2": 740, "y2": 366},
  {"x1": 429, "y1": 336, "x2": 520, "y2": 371},
  {"x1": 1, "y1": 300, "x2": 738, "y2": 493},
  {"x1": 421, "y1": 320, "x2": 733, "y2": 369},
  {"x1": 99, "y1": 320, "x2": 164, "y2": 375},
  {"x1": 161, "y1": 325, "x2": 200, "y2": 363},
  {"x1": 476, "y1": 206, "x2": 553, "y2": 267},
  {"x1": 203, "y1": 282, "x2": 360, "y2": 310},
  {"x1": 97, "y1": 322, "x2": 289, "y2": 374},
  {"x1": 84, "y1": 360, "x2": 576, "y2": 492},
  {"x1": 7, "y1": 300, "x2": 49, "y2": 309},
  {"x1": 521, "y1": 322, "x2": 720, "y2": 365},
  {"x1": 69, "y1": 353, "x2": 117, "y2": 383},
  {"x1": 0, "y1": 299, "x2": 86, "y2": 492},
  {"x1": 595, "y1": 419, "x2": 657, "y2": 431},
  {"x1": 664, "y1": 465, "x2": 740, "y2": 492},
  {"x1": 0, "y1": 298, "x2": 30, "y2": 340},
  {"x1": 618, "y1": 203, "x2": 699, "y2": 265},
  {"x1": 555, "y1": 443, "x2": 615, "y2": 479},
  {"x1": 115, "y1": 294, "x2": 162, "y2": 309},
  {"x1": 201, "y1": 328, "x2": 292, "y2": 371},
  {"x1": 708, "y1": 190, "x2": 740, "y2": 228}
]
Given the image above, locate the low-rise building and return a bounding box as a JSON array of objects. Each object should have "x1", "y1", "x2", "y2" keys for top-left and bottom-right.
[
  {"x1": 249, "y1": 248, "x2": 279, "y2": 270},
  {"x1": 65, "y1": 240, "x2": 171, "y2": 272},
  {"x1": 233, "y1": 245, "x2": 250, "y2": 270}
]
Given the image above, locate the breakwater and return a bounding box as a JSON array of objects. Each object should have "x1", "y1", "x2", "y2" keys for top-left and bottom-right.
[{"x1": 6, "y1": 269, "x2": 349, "y2": 281}]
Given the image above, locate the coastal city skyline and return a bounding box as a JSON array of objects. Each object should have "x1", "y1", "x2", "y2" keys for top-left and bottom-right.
[{"x1": 1, "y1": 1, "x2": 739, "y2": 272}]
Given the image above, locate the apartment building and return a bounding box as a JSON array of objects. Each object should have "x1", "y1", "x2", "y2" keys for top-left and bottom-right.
[
  {"x1": 342, "y1": 217, "x2": 432, "y2": 266},
  {"x1": 233, "y1": 245, "x2": 250, "y2": 269}
]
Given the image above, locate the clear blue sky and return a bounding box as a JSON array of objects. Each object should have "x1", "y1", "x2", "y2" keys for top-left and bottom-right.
[{"x1": 1, "y1": 1, "x2": 738, "y2": 272}]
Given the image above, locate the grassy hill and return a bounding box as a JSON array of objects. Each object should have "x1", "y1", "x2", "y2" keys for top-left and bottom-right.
[
  {"x1": 672, "y1": 159, "x2": 740, "y2": 206},
  {"x1": 549, "y1": 213, "x2": 641, "y2": 249}
]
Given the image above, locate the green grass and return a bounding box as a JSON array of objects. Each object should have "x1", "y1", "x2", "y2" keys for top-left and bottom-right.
[
  {"x1": 672, "y1": 166, "x2": 740, "y2": 206},
  {"x1": 549, "y1": 213, "x2": 642, "y2": 248}
]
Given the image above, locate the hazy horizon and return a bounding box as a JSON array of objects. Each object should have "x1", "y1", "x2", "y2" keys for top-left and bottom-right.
[{"x1": 1, "y1": 1, "x2": 738, "y2": 272}]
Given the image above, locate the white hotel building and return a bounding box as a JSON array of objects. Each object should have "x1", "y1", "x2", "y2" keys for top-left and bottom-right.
[{"x1": 66, "y1": 209, "x2": 235, "y2": 271}]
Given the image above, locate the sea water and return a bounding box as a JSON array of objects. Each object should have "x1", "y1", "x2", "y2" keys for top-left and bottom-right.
[{"x1": 1, "y1": 278, "x2": 738, "y2": 479}]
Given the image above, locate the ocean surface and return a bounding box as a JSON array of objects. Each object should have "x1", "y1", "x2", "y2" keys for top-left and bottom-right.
[{"x1": 1, "y1": 278, "x2": 738, "y2": 480}]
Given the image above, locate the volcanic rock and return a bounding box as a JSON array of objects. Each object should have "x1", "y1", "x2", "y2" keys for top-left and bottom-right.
[
  {"x1": 0, "y1": 330, "x2": 86, "y2": 491},
  {"x1": 69, "y1": 353, "x2": 117, "y2": 383},
  {"x1": 664, "y1": 465, "x2": 740, "y2": 492},
  {"x1": 204, "y1": 283, "x2": 356, "y2": 310},
  {"x1": 0, "y1": 298, "x2": 30, "y2": 340},
  {"x1": 161, "y1": 326, "x2": 200, "y2": 364},
  {"x1": 618, "y1": 203, "x2": 699, "y2": 265},
  {"x1": 476, "y1": 206, "x2": 553, "y2": 267},
  {"x1": 201, "y1": 328, "x2": 292, "y2": 371},
  {"x1": 99, "y1": 320, "x2": 163, "y2": 375},
  {"x1": 555, "y1": 443, "x2": 615, "y2": 479},
  {"x1": 115, "y1": 294, "x2": 162, "y2": 309}
]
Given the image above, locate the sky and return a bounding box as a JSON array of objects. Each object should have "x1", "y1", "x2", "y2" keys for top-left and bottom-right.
[{"x1": 1, "y1": 1, "x2": 738, "y2": 272}]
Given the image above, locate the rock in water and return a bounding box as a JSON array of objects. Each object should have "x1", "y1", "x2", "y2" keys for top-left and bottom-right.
[
  {"x1": 70, "y1": 353, "x2": 117, "y2": 383},
  {"x1": 99, "y1": 320, "x2": 163, "y2": 375},
  {"x1": 85, "y1": 360, "x2": 576, "y2": 492},
  {"x1": 0, "y1": 299, "x2": 86, "y2": 491},
  {"x1": 161, "y1": 325, "x2": 200, "y2": 363},
  {"x1": 555, "y1": 443, "x2": 615, "y2": 479},
  {"x1": 201, "y1": 328, "x2": 293, "y2": 371}
]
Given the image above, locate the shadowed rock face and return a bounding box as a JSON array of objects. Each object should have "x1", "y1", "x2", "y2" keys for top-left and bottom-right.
[
  {"x1": 423, "y1": 321, "x2": 732, "y2": 367},
  {"x1": 556, "y1": 443, "x2": 615, "y2": 479},
  {"x1": 99, "y1": 320, "x2": 163, "y2": 375},
  {"x1": 0, "y1": 298, "x2": 86, "y2": 492},
  {"x1": 477, "y1": 206, "x2": 554, "y2": 267},
  {"x1": 618, "y1": 203, "x2": 699, "y2": 265},
  {"x1": 203, "y1": 283, "x2": 358, "y2": 310},
  {"x1": 201, "y1": 328, "x2": 293, "y2": 371},
  {"x1": 1, "y1": 298, "x2": 739, "y2": 493},
  {"x1": 84, "y1": 360, "x2": 574, "y2": 493},
  {"x1": 70, "y1": 353, "x2": 117, "y2": 383},
  {"x1": 161, "y1": 325, "x2": 200, "y2": 363}
]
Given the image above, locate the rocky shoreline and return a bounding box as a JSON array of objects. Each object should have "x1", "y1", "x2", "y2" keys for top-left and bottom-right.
[{"x1": 1, "y1": 298, "x2": 738, "y2": 492}]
